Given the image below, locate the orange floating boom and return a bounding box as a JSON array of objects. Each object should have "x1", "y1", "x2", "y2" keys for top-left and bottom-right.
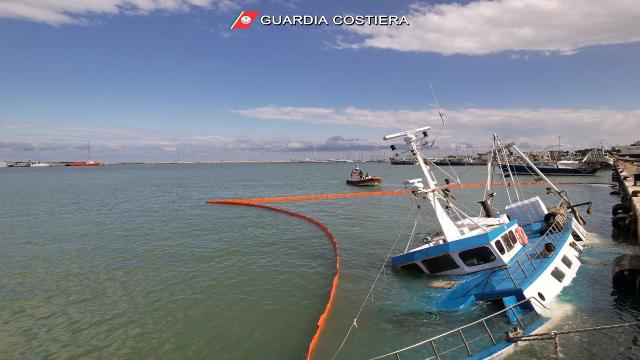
[
  {"x1": 207, "y1": 190, "x2": 409, "y2": 204},
  {"x1": 207, "y1": 181, "x2": 612, "y2": 204},
  {"x1": 208, "y1": 201, "x2": 339, "y2": 360}
]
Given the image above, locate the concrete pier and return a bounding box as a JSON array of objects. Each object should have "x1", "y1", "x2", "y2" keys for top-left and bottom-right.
[{"x1": 613, "y1": 159, "x2": 640, "y2": 240}]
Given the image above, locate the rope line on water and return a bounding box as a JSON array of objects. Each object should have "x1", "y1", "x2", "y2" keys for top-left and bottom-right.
[
  {"x1": 507, "y1": 321, "x2": 640, "y2": 342},
  {"x1": 330, "y1": 205, "x2": 417, "y2": 360},
  {"x1": 207, "y1": 200, "x2": 339, "y2": 360}
]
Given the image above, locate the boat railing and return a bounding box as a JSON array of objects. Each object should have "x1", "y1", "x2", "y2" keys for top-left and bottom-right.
[
  {"x1": 486, "y1": 206, "x2": 573, "y2": 291},
  {"x1": 369, "y1": 297, "x2": 548, "y2": 360}
]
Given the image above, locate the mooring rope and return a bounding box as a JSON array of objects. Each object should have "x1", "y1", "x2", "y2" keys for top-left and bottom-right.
[
  {"x1": 507, "y1": 321, "x2": 640, "y2": 342},
  {"x1": 207, "y1": 200, "x2": 339, "y2": 360},
  {"x1": 330, "y1": 205, "x2": 417, "y2": 360},
  {"x1": 507, "y1": 321, "x2": 640, "y2": 357}
]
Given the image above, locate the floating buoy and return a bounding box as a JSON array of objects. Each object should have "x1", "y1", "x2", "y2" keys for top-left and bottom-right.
[{"x1": 515, "y1": 226, "x2": 528, "y2": 245}]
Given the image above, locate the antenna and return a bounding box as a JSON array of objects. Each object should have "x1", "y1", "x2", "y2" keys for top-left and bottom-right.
[
  {"x1": 426, "y1": 82, "x2": 445, "y2": 148},
  {"x1": 429, "y1": 81, "x2": 445, "y2": 123},
  {"x1": 383, "y1": 126, "x2": 431, "y2": 141}
]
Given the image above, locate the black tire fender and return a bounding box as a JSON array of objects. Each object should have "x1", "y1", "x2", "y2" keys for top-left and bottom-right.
[
  {"x1": 612, "y1": 203, "x2": 631, "y2": 216},
  {"x1": 612, "y1": 213, "x2": 630, "y2": 230}
]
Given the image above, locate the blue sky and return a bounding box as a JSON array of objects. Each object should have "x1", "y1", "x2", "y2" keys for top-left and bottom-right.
[{"x1": 1, "y1": 0, "x2": 639, "y2": 161}]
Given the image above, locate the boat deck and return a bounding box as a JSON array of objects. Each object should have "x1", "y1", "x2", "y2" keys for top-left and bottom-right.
[{"x1": 439, "y1": 219, "x2": 575, "y2": 310}]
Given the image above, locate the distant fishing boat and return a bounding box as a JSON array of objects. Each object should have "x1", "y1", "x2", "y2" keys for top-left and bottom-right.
[
  {"x1": 502, "y1": 139, "x2": 598, "y2": 176},
  {"x1": 501, "y1": 163, "x2": 597, "y2": 176},
  {"x1": 346, "y1": 167, "x2": 382, "y2": 186},
  {"x1": 389, "y1": 157, "x2": 415, "y2": 165},
  {"x1": 582, "y1": 147, "x2": 614, "y2": 167},
  {"x1": 30, "y1": 162, "x2": 51, "y2": 167},
  {"x1": 369, "y1": 126, "x2": 591, "y2": 359},
  {"x1": 432, "y1": 155, "x2": 474, "y2": 166},
  {"x1": 71, "y1": 160, "x2": 102, "y2": 167},
  {"x1": 618, "y1": 140, "x2": 640, "y2": 159},
  {"x1": 71, "y1": 140, "x2": 103, "y2": 166},
  {"x1": 389, "y1": 151, "x2": 417, "y2": 165}
]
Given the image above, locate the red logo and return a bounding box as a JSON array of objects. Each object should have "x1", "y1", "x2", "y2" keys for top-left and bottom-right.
[{"x1": 230, "y1": 11, "x2": 260, "y2": 29}]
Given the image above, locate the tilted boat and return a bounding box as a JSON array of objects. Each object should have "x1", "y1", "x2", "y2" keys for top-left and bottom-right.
[
  {"x1": 346, "y1": 167, "x2": 382, "y2": 186},
  {"x1": 369, "y1": 126, "x2": 591, "y2": 359}
]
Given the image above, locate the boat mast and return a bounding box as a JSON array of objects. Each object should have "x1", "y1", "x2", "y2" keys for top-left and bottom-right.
[
  {"x1": 485, "y1": 137, "x2": 495, "y2": 199},
  {"x1": 384, "y1": 127, "x2": 462, "y2": 241},
  {"x1": 508, "y1": 144, "x2": 566, "y2": 201}
]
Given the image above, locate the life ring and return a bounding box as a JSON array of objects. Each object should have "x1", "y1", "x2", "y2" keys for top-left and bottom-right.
[{"x1": 515, "y1": 226, "x2": 528, "y2": 245}]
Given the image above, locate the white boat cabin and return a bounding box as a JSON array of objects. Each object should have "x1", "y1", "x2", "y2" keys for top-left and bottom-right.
[{"x1": 392, "y1": 222, "x2": 527, "y2": 276}]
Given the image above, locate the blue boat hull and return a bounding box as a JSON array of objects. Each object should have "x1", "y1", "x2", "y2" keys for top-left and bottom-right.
[{"x1": 501, "y1": 164, "x2": 597, "y2": 176}]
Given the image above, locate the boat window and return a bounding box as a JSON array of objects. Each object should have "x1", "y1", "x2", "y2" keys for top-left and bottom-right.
[
  {"x1": 561, "y1": 255, "x2": 573, "y2": 269},
  {"x1": 458, "y1": 247, "x2": 496, "y2": 267},
  {"x1": 401, "y1": 263, "x2": 424, "y2": 272},
  {"x1": 494, "y1": 240, "x2": 506, "y2": 255},
  {"x1": 421, "y1": 255, "x2": 459, "y2": 274},
  {"x1": 551, "y1": 267, "x2": 566, "y2": 283},
  {"x1": 501, "y1": 234, "x2": 514, "y2": 252},
  {"x1": 508, "y1": 231, "x2": 518, "y2": 246}
]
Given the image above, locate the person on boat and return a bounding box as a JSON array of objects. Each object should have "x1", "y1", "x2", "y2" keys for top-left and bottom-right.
[
  {"x1": 442, "y1": 178, "x2": 457, "y2": 200},
  {"x1": 365, "y1": 172, "x2": 369, "y2": 179},
  {"x1": 351, "y1": 167, "x2": 363, "y2": 179}
]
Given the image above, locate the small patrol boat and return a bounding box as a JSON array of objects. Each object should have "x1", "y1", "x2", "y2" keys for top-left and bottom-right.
[
  {"x1": 346, "y1": 167, "x2": 382, "y2": 186},
  {"x1": 370, "y1": 126, "x2": 591, "y2": 360}
]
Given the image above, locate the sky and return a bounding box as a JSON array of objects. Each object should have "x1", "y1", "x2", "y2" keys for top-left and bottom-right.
[{"x1": 1, "y1": 0, "x2": 639, "y2": 161}]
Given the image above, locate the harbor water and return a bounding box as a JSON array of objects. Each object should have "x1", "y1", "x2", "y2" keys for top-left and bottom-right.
[{"x1": 1, "y1": 164, "x2": 639, "y2": 359}]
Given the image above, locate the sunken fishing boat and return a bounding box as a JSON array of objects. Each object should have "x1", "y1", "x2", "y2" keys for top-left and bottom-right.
[{"x1": 370, "y1": 126, "x2": 591, "y2": 359}]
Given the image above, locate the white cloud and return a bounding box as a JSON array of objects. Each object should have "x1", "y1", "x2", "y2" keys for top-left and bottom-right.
[
  {"x1": 0, "y1": 0, "x2": 237, "y2": 25},
  {"x1": 343, "y1": 0, "x2": 640, "y2": 55},
  {"x1": 0, "y1": 122, "x2": 386, "y2": 160},
  {"x1": 2, "y1": 105, "x2": 638, "y2": 160},
  {"x1": 233, "y1": 105, "x2": 640, "y2": 148}
]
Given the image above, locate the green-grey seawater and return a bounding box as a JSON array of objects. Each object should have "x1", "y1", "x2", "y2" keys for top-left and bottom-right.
[{"x1": 1, "y1": 164, "x2": 639, "y2": 359}]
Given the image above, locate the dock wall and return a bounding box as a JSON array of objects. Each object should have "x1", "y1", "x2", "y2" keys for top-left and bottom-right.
[{"x1": 613, "y1": 159, "x2": 640, "y2": 240}]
